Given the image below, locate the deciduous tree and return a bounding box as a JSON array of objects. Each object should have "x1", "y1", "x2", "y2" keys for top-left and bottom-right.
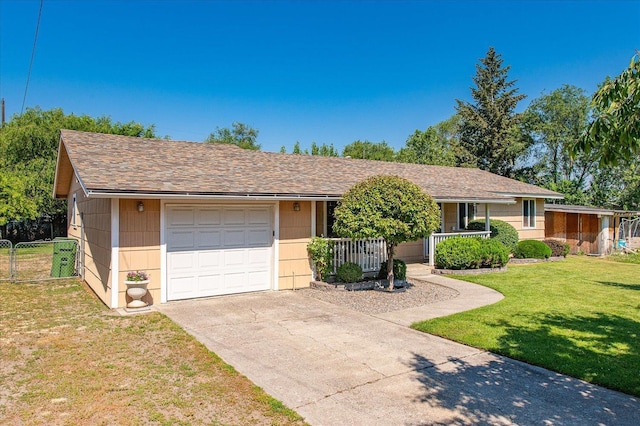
[
  {"x1": 0, "y1": 107, "x2": 157, "y2": 232},
  {"x1": 342, "y1": 140, "x2": 395, "y2": 161},
  {"x1": 333, "y1": 175, "x2": 440, "y2": 290},
  {"x1": 575, "y1": 54, "x2": 640, "y2": 166},
  {"x1": 522, "y1": 85, "x2": 596, "y2": 203},
  {"x1": 205, "y1": 122, "x2": 260, "y2": 150},
  {"x1": 396, "y1": 127, "x2": 457, "y2": 166}
]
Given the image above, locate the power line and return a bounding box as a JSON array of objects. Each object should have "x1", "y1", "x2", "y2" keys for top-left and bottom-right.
[{"x1": 21, "y1": 0, "x2": 44, "y2": 115}]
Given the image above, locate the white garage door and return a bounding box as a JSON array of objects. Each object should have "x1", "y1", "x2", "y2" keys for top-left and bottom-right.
[{"x1": 166, "y1": 205, "x2": 273, "y2": 301}]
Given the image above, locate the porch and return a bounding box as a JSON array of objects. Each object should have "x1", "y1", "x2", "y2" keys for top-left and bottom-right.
[{"x1": 328, "y1": 230, "x2": 491, "y2": 274}]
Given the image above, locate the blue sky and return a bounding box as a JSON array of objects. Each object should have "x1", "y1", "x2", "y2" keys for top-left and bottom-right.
[{"x1": 1, "y1": 0, "x2": 638, "y2": 153}]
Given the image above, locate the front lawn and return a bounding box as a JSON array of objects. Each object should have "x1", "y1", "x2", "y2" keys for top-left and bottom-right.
[
  {"x1": 412, "y1": 256, "x2": 640, "y2": 397},
  {"x1": 0, "y1": 279, "x2": 307, "y2": 425}
]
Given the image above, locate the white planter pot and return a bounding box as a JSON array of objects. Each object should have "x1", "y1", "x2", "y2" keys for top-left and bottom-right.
[{"x1": 124, "y1": 280, "x2": 150, "y2": 308}]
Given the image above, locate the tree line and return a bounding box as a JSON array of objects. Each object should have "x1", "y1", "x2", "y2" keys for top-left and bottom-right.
[
  {"x1": 1, "y1": 48, "x2": 638, "y2": 239},
  {"x1": 278, "y1": 49, "x2": 640, "y2": 210}
]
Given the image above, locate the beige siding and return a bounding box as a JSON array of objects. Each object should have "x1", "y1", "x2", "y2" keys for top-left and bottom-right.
[
  {"x1": 67, "y1": 177, "x2": 112, "y2": 306},
  {"x1": 279, "y1": 201, "x2": 312, "y2": 289},
  {"x1": 442, "y1": 203, "x2": 459, "y2": 231},
  {"x1": 118, "y1": 199, "x2": 161, "y2": 307},
  {"x1": 395, "y1": 240, "x2": 423, "y2": 263},
  {"x1": 477, "y1": 198, "x2": 545, "y2": 240}
]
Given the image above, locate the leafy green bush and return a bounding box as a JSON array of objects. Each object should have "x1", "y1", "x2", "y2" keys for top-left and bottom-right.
[
  {"x1": 307, "y1": 236, "x2": 333, "y2": 281},
  {"x1": 467, "y1": 219, "x2": 519, "y2": 253},
  {"x1": 543, "y1": 239, "x2": 570, "y2": 257},
  {"x1": 479, "y1": 238, "x2": 510, "y2": 267},
  {"x1": 514, "y1": 240, "x2": 552, "y2": 259},
  {"x1": 378, "y1": 259, "x2": 407, "y2": 280},
  {"x1": 435, "y1": 237, "x2": 482, "y2": 270},
  {"x1": 336, "y1": 262, "x2": 363, "y2": 283}
]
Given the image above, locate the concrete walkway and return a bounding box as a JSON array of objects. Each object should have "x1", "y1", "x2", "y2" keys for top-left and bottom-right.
[
  {"x1": 375, "y1": 263, "x2": 505, "y2": 326},
  {"x1": 157, "y1": 272, "x2": 639, "y2": 425}
]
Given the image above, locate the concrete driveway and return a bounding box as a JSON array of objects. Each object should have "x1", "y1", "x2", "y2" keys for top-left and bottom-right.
[{"x1": 157, "y1": 288, "x2": 639, "y2": 425}]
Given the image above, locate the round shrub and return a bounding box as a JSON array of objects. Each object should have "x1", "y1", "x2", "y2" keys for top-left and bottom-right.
[
  {"x1": 514, "y1": 240, "x2": 552, "y2": 259},
  {"x1": 479, "y1": 238, "x2": 510, "y2": 268},
  {"x1": 435, "y1": 237, "x2": 482, "y2": 270},
  {"x1": 467, "y1": 219, "x2": 519, "y2": 253},
  {"x1": 336, "y1": 262, "x2": 363, "y2": 283},
  {"x1": 378, "y1": 259, "x2": 407, "y2": 280},
  {"x1": 543, "y1": 239, "x2": 570, "y2": 257}
]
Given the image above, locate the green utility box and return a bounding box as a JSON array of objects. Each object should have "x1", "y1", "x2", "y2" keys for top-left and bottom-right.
[{"x1": 50, "y1": 239, "x2": 77, "y2": 278}]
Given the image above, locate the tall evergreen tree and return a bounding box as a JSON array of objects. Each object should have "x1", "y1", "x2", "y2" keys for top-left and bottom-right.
[{"x1": 456, "y1": 47, "x2": 527, "y2": 177}]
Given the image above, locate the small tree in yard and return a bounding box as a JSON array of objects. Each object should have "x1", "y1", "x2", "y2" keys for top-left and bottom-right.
[{"x1": 333, "y1": 175, "x2": 440, "y2": 290}]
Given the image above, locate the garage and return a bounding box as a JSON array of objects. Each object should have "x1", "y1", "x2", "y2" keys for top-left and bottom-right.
[{"x1": 166, "y1": 205, "x2": 273, "y2": 301}]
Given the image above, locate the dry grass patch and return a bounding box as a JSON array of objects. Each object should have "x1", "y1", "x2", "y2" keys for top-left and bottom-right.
[{"x1": 0, "y1": 279, "x2": 307, "y2": 425}]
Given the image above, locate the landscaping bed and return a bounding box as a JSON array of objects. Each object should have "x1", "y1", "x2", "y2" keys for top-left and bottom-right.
[{"x1": 301, "y1": 278, "x2": 458, "y2": 315}]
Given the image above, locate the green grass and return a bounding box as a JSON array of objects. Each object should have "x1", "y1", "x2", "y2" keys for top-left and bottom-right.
[
  {"x1": 412, "y1": 256, "x2": 640, "y2": 396},
  {"x1": 609, "y1": 251, "x2": 640, "y2": 264}
]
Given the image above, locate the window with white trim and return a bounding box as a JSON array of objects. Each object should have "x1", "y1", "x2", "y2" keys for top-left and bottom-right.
[
  {"x1": 457, "y1": 203, "x2": 476, "y2": 230},
  {"x1": 71, "y1": 193, "x2": 78, "y2": 229},
  {"x1": 522, "y1": 199, "x2": 536, "y2": 228}
]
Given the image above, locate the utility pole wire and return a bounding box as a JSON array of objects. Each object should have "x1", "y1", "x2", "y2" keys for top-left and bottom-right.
[{"x1": 21, "y1": 0, "x2": 44, "y2": 115}]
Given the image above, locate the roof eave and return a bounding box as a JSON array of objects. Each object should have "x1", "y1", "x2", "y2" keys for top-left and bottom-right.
[{"x1": 496, "y1": 192, "x2": 564, "y2": 200}]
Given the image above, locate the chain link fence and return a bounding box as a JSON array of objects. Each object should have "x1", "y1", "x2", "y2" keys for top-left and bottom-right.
[
  {"x1": 0, "y1": 240, "x2": 12, "y2": 281},
  {"x1": 11, "y1": 239, "x2": 79, "y2": 282}
]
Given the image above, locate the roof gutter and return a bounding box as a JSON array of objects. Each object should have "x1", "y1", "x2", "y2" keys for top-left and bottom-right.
[
  {"x1": 84, "y1": 190, "x2": 343, "y2": 201},
  {"x1": 82, "y1": 190, "x2": 517, "y2": 204},
  {"x1": 497, "y1": 192, "x2": 564, "y2": 200}
]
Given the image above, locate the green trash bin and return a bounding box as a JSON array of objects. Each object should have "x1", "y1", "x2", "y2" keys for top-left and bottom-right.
[{"x1": 50, "y1": 239, "x2": 77, "y2": 278}]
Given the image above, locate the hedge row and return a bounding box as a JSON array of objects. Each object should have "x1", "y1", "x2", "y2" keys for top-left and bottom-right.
[
  {"x1": 435, "y1": 236, "x2": 509, "y2": 270},
  {"x1": 467, "y1": 219, "x2": 519, "y2": 253}
]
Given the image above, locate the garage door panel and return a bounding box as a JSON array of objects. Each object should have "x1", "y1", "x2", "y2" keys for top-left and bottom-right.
[
  {"x1": 224, "y1": 209, "x2": 246, "y2": 225},
  {"x1": 197, "y1": 208, "x2": 222, "y2": 226},
  {"x1": 248, "y1": 209, "x2": 270, "y2": 225},
  {"x1": 167, "y1": 205, "x2": 273, "y2": 301},
  {"x1": 198, "y1": 251, "x2": 221, "y2": 269},
  {"x1": 168, "y1": 252, "x2": 196, "y2": 271},
  {"x1": 196, "y1": 230, "x2": 222, "y2": 249},
  {"x1": 168, "y1": 208, "x2": 196, "y2": 226},
  {"x1": 248, "y1": 248, "x2": 270, "y2": 266},
  {"x1": 196, "y1": 274, "x2": 224, "y2": 293},
  {"x1": 224, "y1": 229, "x2": 246, "y2": 247},
  {"x1": 224, "y1": 250, "x2": 247, "y2": 267},
  {"x1": 247, "y1": 229, "x2": 271, "y2": 246},
  {"x1": 168, "y1": 275, "x2": 198, "y2": 298},
  {"x1": 167, "y1": 230, "x2": 196, "y2": 251}
]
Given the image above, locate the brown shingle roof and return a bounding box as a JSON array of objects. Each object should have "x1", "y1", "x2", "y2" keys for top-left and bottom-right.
[{"x1": 56, "y1": 130, "x2": 562, "y2": 202}]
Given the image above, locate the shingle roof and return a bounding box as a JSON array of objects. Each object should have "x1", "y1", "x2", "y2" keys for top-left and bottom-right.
[
  {"x1": 55, "y1": 130, "x2": 562, "y2": 202},
  {"x1": 544, "y1": 204, "x2": 615, "y2": 216}
]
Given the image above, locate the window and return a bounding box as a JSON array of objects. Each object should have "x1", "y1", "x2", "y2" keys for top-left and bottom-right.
[
  {"x1": 326, "y1": 201, "x2": 338, "y2": 237},
  {"x1": 457, "y1": 203, "x2": 476, "y2": 230},
  {"x1": 523, "y1": 199, "x2": 536, "y2": 228},
  {"x1": 71, "y1": 193, "x2": 78, "y2": 229}
]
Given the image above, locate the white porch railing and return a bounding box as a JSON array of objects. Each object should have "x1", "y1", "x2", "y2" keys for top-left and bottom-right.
[
  {"x1": 329, "y1": 237, "x2": 387, "y2": 275},
  {"x1": 425, "y1": 231, "x2": 491, "y2": 266}
]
